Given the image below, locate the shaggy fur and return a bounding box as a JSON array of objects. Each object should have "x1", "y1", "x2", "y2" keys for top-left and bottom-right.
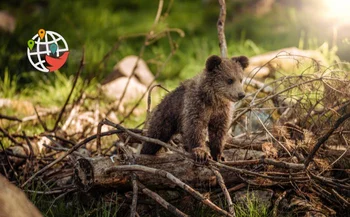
[{"x1": 141, "y1": 55, "x2": 249, "y2": 161}]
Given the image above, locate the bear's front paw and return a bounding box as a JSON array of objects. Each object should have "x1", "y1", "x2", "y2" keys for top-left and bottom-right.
[{"x1": 192, "y1": 147, "x2": 212, "y2": 163}]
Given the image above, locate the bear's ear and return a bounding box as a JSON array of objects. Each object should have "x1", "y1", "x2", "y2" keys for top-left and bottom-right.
[
  {"x1": 206, "y1": 55, "x2": 222, "y2": 71},
  {"x1": 232, "y1": 56, "x2": 249, "y2": 69}
]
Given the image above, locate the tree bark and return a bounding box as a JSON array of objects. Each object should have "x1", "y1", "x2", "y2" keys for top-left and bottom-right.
[{"x1": 73, "y1": 149, "x2": 263, "y2": 191}]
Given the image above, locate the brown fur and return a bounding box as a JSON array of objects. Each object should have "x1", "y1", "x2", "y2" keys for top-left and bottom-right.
[{"x1": 141, "y1": 55, "x2": 249, "y2": 161}]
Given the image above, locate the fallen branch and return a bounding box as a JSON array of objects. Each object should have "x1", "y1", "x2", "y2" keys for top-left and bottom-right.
[
  {"x1": 74, "y1": 153, "x2": 241, "y2": 190},
  {"x1": 100, "y1": 118, "x2": 191, "y2": 158},
  {"x1": 223, "y1": 158, "x2": 304, "y2": 170},
  {"x1": 0, "y1": 114, "x2": 22, "y2": 122},
  {"x1": 137, "y1": 181, "x2": 188, "y2": 217},
  {"x1": 21, "y1": 129, "x2": 128, "y2": 188},
  {"x1": 130, "y1": 174, "x2": 138, "y2": 217},
  {"x1": 211, "y1": 167, "x2": 235, "y2": 216},
  {"x1": 106, "y1": 165, "x2": 233, "y2": 217}
]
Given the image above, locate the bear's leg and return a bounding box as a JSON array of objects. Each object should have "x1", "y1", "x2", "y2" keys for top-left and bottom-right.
[
  {"x1": 141, "y1": 114, "x2": 178, "y2": 154},
  {"x1": 183, "y1": 102, "x2": 211, "y2": 162},
  {"x1": 208, "y1": 112, "x2": 230, "y2": 161}
]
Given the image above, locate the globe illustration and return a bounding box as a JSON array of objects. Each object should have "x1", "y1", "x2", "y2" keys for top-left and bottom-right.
[{"x1": 27, "y1": 30, "x2": 69, "y2": 73}]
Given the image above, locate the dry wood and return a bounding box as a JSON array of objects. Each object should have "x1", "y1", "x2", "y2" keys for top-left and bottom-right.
[
  {"x1": 100, "y1": 118, "x2": 310, "y2": 182},
  {"x1": 51, "y1": 49, "x2": 85, "y2": 132},
  {"x1": 211, "y1": 183, "x2": 247, "y2": 200},
  {"x1": 21, "y1": 129, "x2": 128, "y2": 187},
  {"x1": 0, "y1": 113, "x2": 22, "y2": 122},
  {"x1": 211, "y1": 168, "x2": 235, "y2": 216},
  {"x1": 74, "y1": 153, "x2": 241, "y2": 190},
  {"x1": 105, "y1": 165, "x2": 233, "y2": 217},
  {"x1": 304, "y1": 112, "x2": 350, "y2": 168},
  {"x1": 137, "y1": 181, "x2": 188, "y2": 217},
  {"x1": 100, "y1": 118, "x2": 191, "y2": 158},
  {"x1": 217, "y1": 0, "x2": 227, "y2": 58},
  {"x1": 223, "y1": 158, "x2": 305, "y2": 170},
  {"x1": 130, "y1": 174, "x2": 138, "y2": 217}
]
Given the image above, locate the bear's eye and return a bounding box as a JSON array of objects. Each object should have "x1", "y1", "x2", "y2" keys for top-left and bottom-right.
[{"x1": 227, "y1": 78, "x2": 234, "y2": 85}]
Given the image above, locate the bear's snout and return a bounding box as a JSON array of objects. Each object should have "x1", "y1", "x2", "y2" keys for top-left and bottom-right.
[{"x1": 238, "y1": 92, "x2": 245, "y2": 100}]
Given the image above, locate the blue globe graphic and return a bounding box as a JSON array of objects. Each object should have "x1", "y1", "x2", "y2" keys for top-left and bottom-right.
[{"x1": 27, "y1": 30, "x2": 69, "y2": 72}]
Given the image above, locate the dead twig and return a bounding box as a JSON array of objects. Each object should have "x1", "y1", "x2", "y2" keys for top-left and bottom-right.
[
  {"x1": 106, "y1": 165, "x2": 233, "y2": 217},
  {"x1": 22, "y1": 131, "x2": 34, "y2": 158},
  {"x1": 33, "y1": 106, "x2": 48, "y2": 131},
  {"x1": 211, "y1": 183, "x2": 247, "y2": 200},
  {"x1": 21, "y1": 129, "x2": 129, "y2": 188},
  {"x1": 100, "y1": 118, "x2": 191, "y2": 158},
  {"x1": 96, "y1": 121, "x2": 103, "y2": 155},
  {"x1": 0, "y1": 141, "x2": 19, "y2": 179},
  {"x1": 253, "y1": 111, "x2": 292, "y2": 156},
  {"x1": 223, "y1": 158, "x2": 304, "y2": 170},
  {"x1": 119, "y1": 39, "x2": 176, "y2": 125},
  {"x1": 304, "y1": 112, "x2": 350, "y2": 168},
  {"x1": 130, "y1": 174, "x2": 138, "y2": 217},
  {"x1": 51, "y1": 48, "x2": 85, "y2": 132},
  {"x1": 211, "y1": 167, "x2": 235, "y2": 216},
  {"x1": 61, "y1": 93, "x2": 86, "y2": 131},
  {"x1": 0, "y1": 126, "x2": 21, "y2": 145},
  {"x1": 272, "y1": 190, "x2": 290, "y2": 217},
  {"x1": 103, "y1": 118, "x2": 307, "y2": 181},
  {"x1": 113, "y1": 0, "x2": 164, "y2": 113},
  {"x1": 147, "y1": 84, "x2": 170, "y2": 116},
  {"x1": 0, "y1": 114, "x2": 22, "y2": 122},
  {"x1": 137, "y1": 181, "x2": 188, "y2": 217}
]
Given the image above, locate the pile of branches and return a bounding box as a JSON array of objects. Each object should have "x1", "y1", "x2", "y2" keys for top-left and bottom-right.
[{"x1": 1, "y1": 1, "x2": 350, "y2": 217}]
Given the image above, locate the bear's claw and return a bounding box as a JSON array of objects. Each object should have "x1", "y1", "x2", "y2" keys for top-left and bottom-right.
[{"x1": 192, "y1": 147, "x2": 212, "y2": 164}]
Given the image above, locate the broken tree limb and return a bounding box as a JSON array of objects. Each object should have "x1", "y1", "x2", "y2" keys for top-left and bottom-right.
[
  {"x1": 130, "y1": 174, "x2": 138, "y2": 217},
  {"x1": 106, "y1": 165, "x2": 233, "y2": 217},
  {"x1": 74, "y1": 153, "x2": 241, "y2": 191},
  {"x1": 211, "y1": 167, "x2": 235, "y2": 216},
  {"x1": 137, "y1": 181, "x2": 188, "y2": 217}
]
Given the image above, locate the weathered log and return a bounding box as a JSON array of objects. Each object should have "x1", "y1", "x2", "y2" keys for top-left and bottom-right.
[{"x1": 74, "y1": 149, "x2": 264, "y2": 191}]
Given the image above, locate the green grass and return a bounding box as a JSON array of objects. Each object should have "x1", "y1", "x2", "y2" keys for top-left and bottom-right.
[
  {"x1": 0, "y1": 68, "x2": 18, "y2": 98},
  {"x1": 234, "y1": 192, "x2": 271, "y2": 217},
  {"x1": 189, "y1": 190, "x2": 271, "y2": 217}
]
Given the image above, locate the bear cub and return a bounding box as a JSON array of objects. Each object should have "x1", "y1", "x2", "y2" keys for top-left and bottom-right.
[{"x1": 141, "y1": 55, "x2": 249, "y2": 162}]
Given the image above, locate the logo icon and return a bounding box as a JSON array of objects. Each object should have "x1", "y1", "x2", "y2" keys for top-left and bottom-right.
[{"x1": 27, "y1": 29, "x2": 69, "y2": 73}]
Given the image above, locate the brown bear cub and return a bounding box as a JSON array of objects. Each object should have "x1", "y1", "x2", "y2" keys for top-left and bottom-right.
[{"x1": 141, "y1": 55, "x2": 248, "y2": 162}]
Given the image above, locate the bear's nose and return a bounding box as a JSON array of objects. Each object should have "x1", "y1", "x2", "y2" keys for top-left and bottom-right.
[{"x1": 238, "y1": 92, "x2": 245, "y2": 100}]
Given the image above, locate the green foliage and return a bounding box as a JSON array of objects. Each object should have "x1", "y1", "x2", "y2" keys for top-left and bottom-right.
[
  {"x1": 234, "y1": 192, "x2": 271, "y2": 217},
  {"x1": 0, "y1": 68, "x2": 17, "y2": 98},
  {"x1": 25, "y1": 72, "x2": 83, "y2": 106},
  {"x1": 189, "y1": 190, "x2": 271, "y2": 217}
]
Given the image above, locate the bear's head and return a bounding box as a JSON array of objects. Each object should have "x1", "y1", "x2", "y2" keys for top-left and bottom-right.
[{"x1": 205, "y1": 55, "x2": 248, "y2": 102}]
